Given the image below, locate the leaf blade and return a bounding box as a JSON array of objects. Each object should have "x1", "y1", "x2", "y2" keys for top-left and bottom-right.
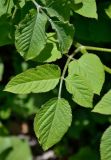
[
  {"x1": 35, "y1": 33, "x2": 61, "y2": 62},
  {"x1": 4, "y1": 64, "x2": 61, "y2": 94},
  {"x1": 50, "y1": 20, "x2": 74, "y2": 53},
  {"x1": 92, "y1": 90, "x2": 111, "y2": 115},
  {"x1": 46, "y1": 0, "x2": 70, "y2": 21},
  {"x1": 65, "y1": 74, "x2": 93, "y2": 108},
  {"x1": 34, "y1": 98, "x2": 72, "y2": 150},
  {"x1": 68, "y1": 54, "x2": 105, "y2": 95},
  {"x1": 100, "y1": 126, "x2": 111, "y2": 160},
  {"x1": 15, "y1": 9, "x2": 47, "y2": 60},
  {"x1": 72, "y1": 0, "x2": 98, "y2": 19},
  {"x1": 0, "y1": 0, "x2": 14, "y2": 17}
]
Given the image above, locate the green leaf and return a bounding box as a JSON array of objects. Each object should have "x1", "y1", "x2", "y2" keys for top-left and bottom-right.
[
  {"x1": 105, "y1": 3, "x2": 111, "y2": 18},
  {"x1": 65, "y1": 74, "x2": 93, "y2": 108},
  {"x1": 6, "y1": 138, "x2": 32, "y2": 160},
  {"x1": 35, "y1": 33, "x2": 61, "y2": 62},
  {"x1": 4, "y1": 64, "x2": 61, "y2": 94},
  {"x1": 50, "y1": 20, "x2": 74, "y2": 53},
  {"x1": 0, "y1": 137, "x2": 11, "y2": 154},
  {"x1": 34, "y1": 98, "x2": 72, "y2": 150},
  {"x1": 0, "y1": 137, "x2": 32, "y2": 160},
  {"x1": 68, "y1": 54, "x2": 105, "y2": 95},
  {"x1": 15, "y1": 9, "x2": 47, "y2": 60},
  {"x1": 46, "y1": 0, "x2": 70, "y2": 21},
  {"x1": 92, "y1": 90, "x2": 111, "y2": 115},
  {"x1": 19, "y1": 0, "x2": 26, "y2": 8},
  {"x1": 72, "y1": 0, "x2": 97, "y2": 19},
  {"x1": 0, "y1": 15, "x2": 13, "y2": 46},
  {"x1": 100, "y1": 126, "x2": 111, "y2": 160},
  {"x1": 70, "y1": 0, "x2": 83, "y2": 12},
  {"x1": 0, "y1": 0, "x2": 14, "y2": 17}
]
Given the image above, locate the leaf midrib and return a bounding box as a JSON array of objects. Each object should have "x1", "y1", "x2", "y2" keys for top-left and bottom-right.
[
  {"x1": 6, "y1": 77, "x2": 60, "y2": 88},
  {"x1": 25, "y1": 12, "x2": 37, "y2": 54},
  {"x1": 42, "y1": 99, "x2": 59, "y2": 149}
]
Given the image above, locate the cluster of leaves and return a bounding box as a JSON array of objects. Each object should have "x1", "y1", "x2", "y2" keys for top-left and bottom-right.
[{"x1": 1, "y1": 0, "x2": 111, "y2": 159}]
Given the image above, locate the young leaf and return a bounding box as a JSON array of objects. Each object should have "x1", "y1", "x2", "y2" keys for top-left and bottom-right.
[
  {"x1": 65, "y1": 74, "x2": 93, "y2": 108},
  {"x1": 100, "y1": 126, "x2": 111, "y2": 160},
  {"x1": 71, "y1": 0, "x2": 98, "y2": 19},
  {"x1": 35, "y1": 33, "x2": 61, "y2": 62},
  {"x1": 4, "y1": 64, "x2": 61, "y2": 94},
  {"x1": 68, "y1": 54, "x2": 105, "y2": 95},
  {"x1": 34, "y1": 98, "x2": 72, "y2": 150},
  {"x1": 50, "y1": 20, "x2": 74, "y2": 53},
  {"x1": 15, "y1": 9, "x2": 47, "y2": 60},
  {"x1": 92, "y1": 90, "x2": 111, "y2": 115}
]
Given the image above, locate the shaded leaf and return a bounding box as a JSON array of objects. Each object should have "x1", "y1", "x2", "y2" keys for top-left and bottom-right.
[
  {"x1": 0, "y1": 15, "x2": 13, "y2": 46},
  {"x1": 46, "y1": 0, "x2": 70, "y2": 21},
  {"x1": 36, "y1": 33, "x2": 61, "y2": 62},
  {"x1": 50, "y1": 20, "x2": 74, "y2": 53}
]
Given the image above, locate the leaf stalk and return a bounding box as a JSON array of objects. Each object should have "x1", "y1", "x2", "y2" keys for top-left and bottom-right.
[
  {"x1": 104, "y1": 65, "x2": 111, "y2": 74},
  {"x1": 74, "y1": 42, "x2": 111, "y2": 53},
  {"x1": 31, "y1": 0, "x2": 42, "y2": 12},
  {"x1": 58, "y1": 47, "x2": 81, "y2": 99}
]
